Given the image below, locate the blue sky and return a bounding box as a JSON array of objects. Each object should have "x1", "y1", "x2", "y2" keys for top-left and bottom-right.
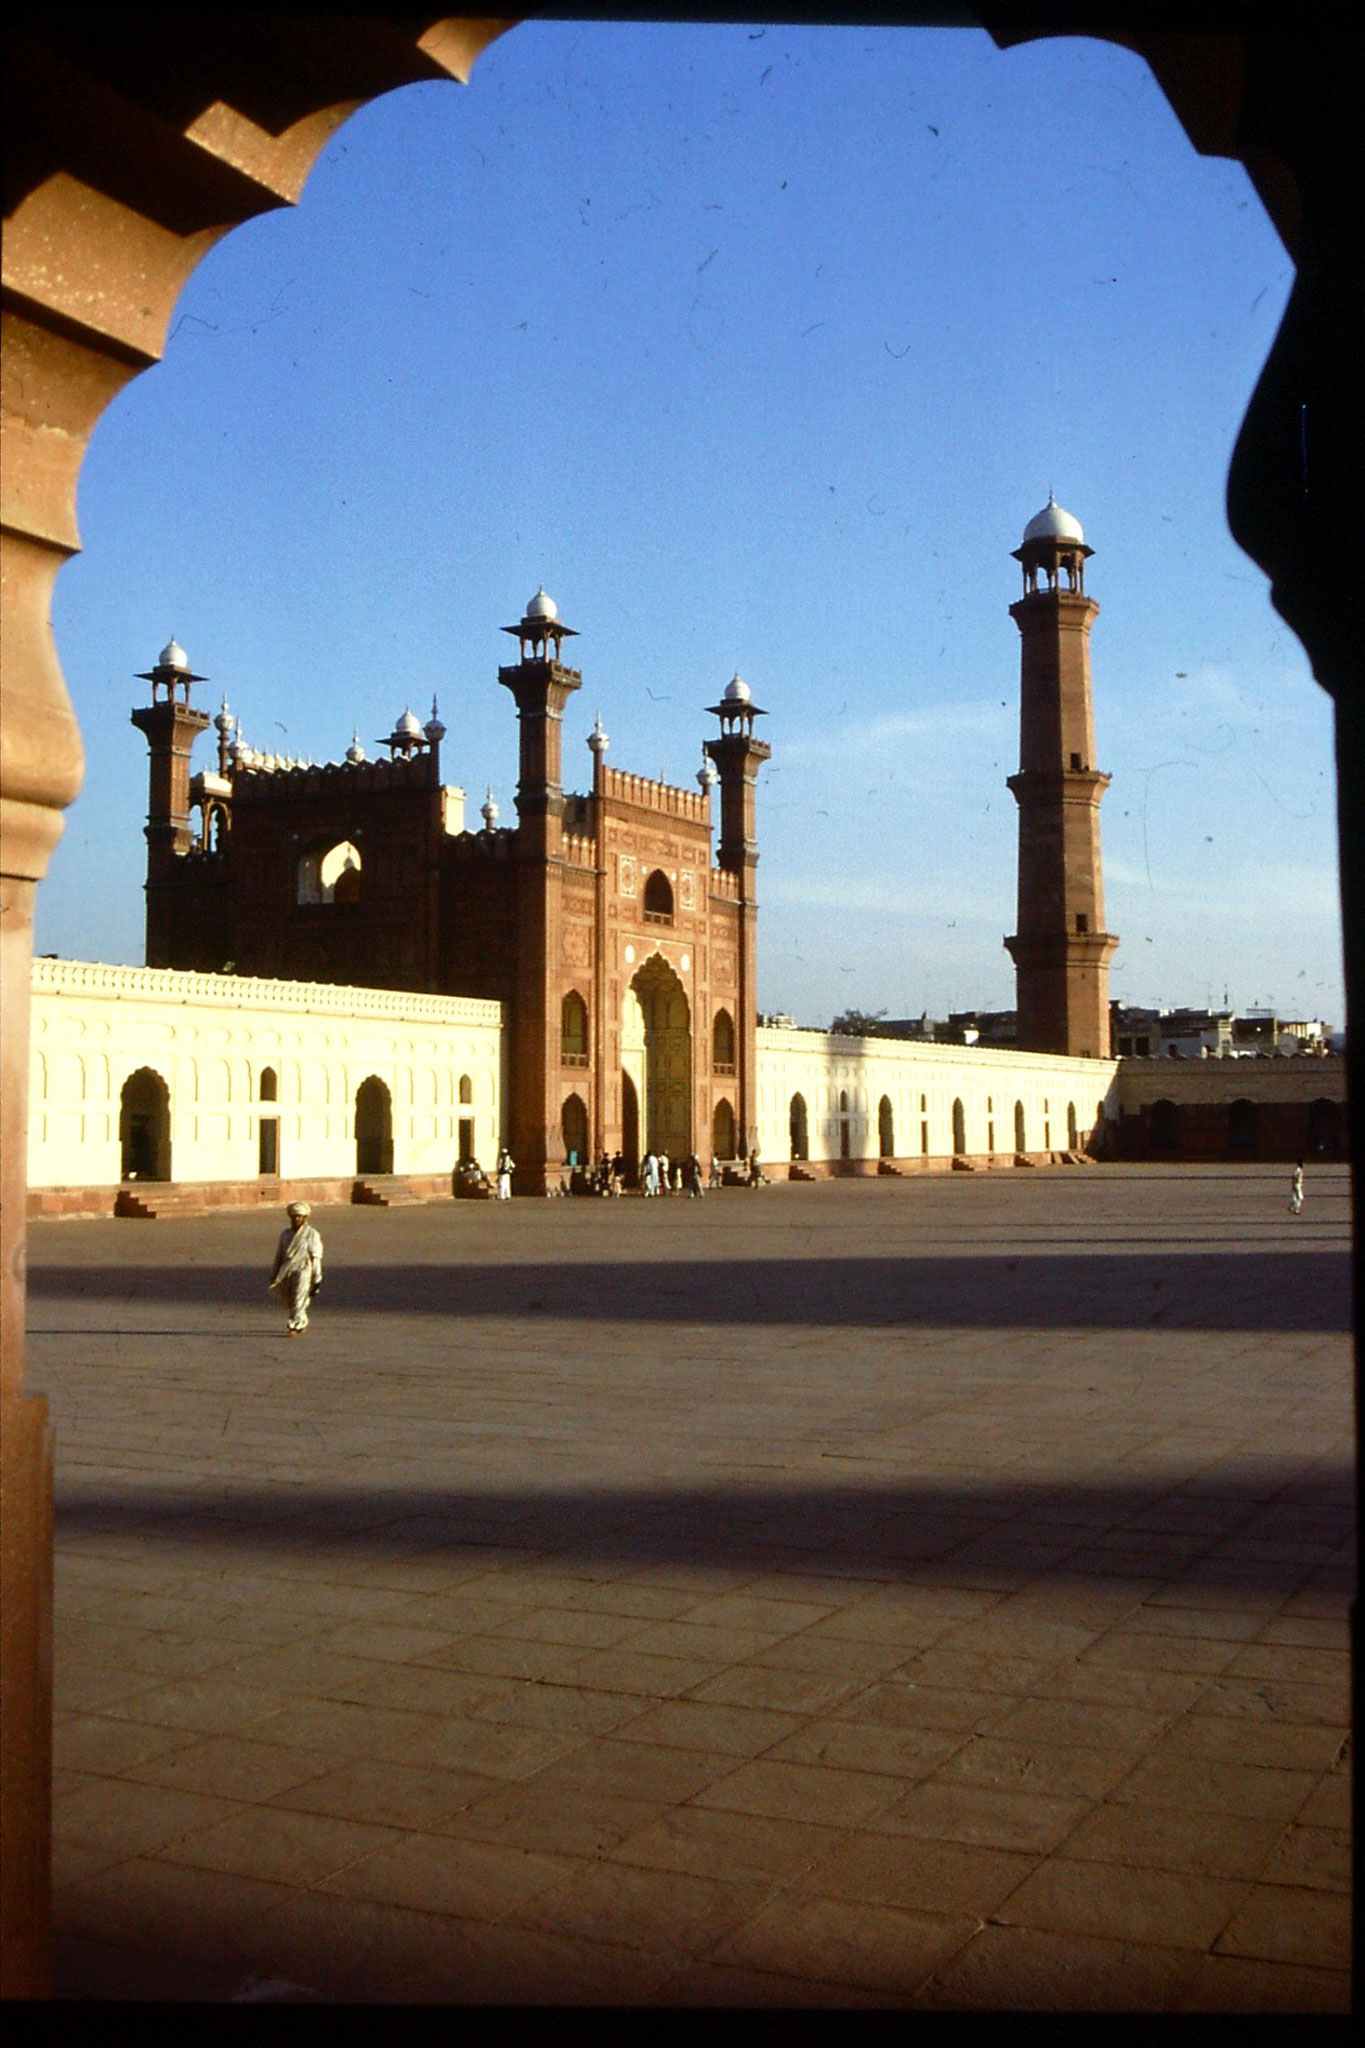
[{"x1": 40, "y1": 19, "x2": 1343, "y2": 1028}]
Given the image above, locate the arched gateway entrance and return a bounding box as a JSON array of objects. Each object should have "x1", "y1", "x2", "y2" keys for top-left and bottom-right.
[{"x1": 626, "y1": 954, "x2": 692, "y2": 1161}]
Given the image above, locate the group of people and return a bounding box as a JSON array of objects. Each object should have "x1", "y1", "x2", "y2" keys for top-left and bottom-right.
[{"x1": 640, "y1": 1150, "x2": 708, "y2": 1198}]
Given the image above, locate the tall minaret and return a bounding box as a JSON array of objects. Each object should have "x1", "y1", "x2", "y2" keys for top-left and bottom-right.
[
  {"x1": 131, "y1": 638, "x2": 210, "y2": 966},
  {"x1": 704, "y1": 674, "x2": 771, "y2": 1158},
  {"x1": 1004, "y1": 499, "x2": 1118, "y2": 1060},
  {"x1": 499, "y1": 587, "x2": 582, "y2": 1191}
]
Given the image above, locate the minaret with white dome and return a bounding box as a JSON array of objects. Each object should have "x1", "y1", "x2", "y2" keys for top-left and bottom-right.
[
  {"x1": 1004, "y1": 498, "x2": 1118, "y2": 1061},
  {"x1": 131, "y1": 637, "x2": 212, "y2": 964},
  {"x1": 498, "y1": 587, "x2": 585, "y2": 1191},
  {"x1": 704, "y1": 671, "x2": 771, "y2": 1158}
]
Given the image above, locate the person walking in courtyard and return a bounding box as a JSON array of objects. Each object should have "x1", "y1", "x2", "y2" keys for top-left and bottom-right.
[
  {"x1": 710, "y1": 1152, "x2": 723, "y2": 1190},
  {"x1": 642, "y1": 1149, "x2": 659, "y2": 1198},
  {"x1": 497, "y1": 1148, "x2": 514, "y2": 1200},
  {"x1": 686, "y1": 1153, "x2": 704, "y2": 1198},
  {"x1": 269, "y1": 1201, "x2": 324, "y2": 1336},
  {"x1": 657, "y1": 1150, "x2": 670, "y2": 1195},
  {"x1": 1289, "y1": 1160, "x2": 1305, "y2": 1216}
]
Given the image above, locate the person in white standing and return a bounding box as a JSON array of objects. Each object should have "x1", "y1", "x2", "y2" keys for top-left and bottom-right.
[
  {"x1": 269, "y1": 1201, "x2": 325, "y2": 1336},
  {"x1": 497, "y1": 1149, "x2": 514, "y2": 1200},
  {"x1": 1289, "y1": 1161, "x2": 1305, "y2": 1216}
]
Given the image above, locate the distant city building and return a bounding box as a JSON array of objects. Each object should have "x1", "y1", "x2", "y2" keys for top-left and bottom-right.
[{"x1": 1112, "y1": 1004, "x2": 1335, "y2": 1060}]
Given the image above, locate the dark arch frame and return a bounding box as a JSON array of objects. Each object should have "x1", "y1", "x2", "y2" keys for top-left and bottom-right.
[{"x1": 2, "y1": 16, "x2": 1360, "y2": 2005}]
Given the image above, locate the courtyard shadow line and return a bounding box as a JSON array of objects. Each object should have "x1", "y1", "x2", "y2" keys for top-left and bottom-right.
[
  {"x1": 27, "y1": 1248, "x2": 1352, "y2": 1331},
  {"x1": 52, "y1": 1471, "x2": 1354, "y2": 1593}
]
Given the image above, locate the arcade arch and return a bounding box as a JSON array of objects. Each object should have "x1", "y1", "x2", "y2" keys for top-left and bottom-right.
[
  {"x1": 119, "y1": 1068, "x2": 171, "y2": 1182},
  {"x1": 355, "y1": 1075, "x2": 393, "y2": 1175}
]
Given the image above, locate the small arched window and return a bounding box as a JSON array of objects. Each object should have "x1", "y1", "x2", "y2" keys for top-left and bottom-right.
[
  {"x1": 878, "y1": 1096, "x2": 894, "y2": 1158},
  {"x1": 1067, "y1": 1102, "x2": 1079, "y2": 1149},
  {"x1": 259, "y1": 1067, "x2": 278, "y2": 1102},
  {"x1": 643, "y1": 870, "x2": 674, "y2": 924},
  {"x1": 298, "y1": 839, "x2": 362, "y2": 906},
  {"x1": 712, "y1": 1009, "x2": 735, "y2": 1074},
  {"x1": 1014, "y1": 1101, "x2": 1027, "y2": 1154},
  {"x1": 713, "y1": 1099, "x2": 736, "y2": 1159},
  {"x1": 561, "y1": 991, "x2": 589, "y2": 1066},
  {"x1": 789, "y1": 1093, "x2": 808, "y2": 1161},
  {"x1": 952, "y1": 1099, "x2": 966, "y2": 1155},
  {"x1": 458, "y1": 1074, "x2": 473, "y2": 1105}
]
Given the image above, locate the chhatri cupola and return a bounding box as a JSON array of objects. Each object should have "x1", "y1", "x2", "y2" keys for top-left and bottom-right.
[
  {"x1": 136, "y1": 636, "x2": 207, "y2": 703},
  {"x1": 1013, "y1": 494, "x2": 1093, "y2": 596},
  {"x1": 503, "y1": 587, "x2": 579, "y2": 665},
  {"x1": 706, "y1": 671, "x2": 767, "y2": 735}
]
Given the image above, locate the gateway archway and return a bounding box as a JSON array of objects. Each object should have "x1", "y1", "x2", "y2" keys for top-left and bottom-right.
[{"x1": 630, "y1": 954, "x2": 692, "y2": 1161}]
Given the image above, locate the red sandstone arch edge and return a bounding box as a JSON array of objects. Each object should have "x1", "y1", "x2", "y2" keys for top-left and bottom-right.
[{"x1": 2, "y1": 12, "x2": 1357, "y2": 2002}]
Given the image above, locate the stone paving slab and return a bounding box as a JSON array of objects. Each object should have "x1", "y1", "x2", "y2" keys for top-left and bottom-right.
[{"x1": 26, "y1": 1162, "x2": 1354, "y2": 2008}]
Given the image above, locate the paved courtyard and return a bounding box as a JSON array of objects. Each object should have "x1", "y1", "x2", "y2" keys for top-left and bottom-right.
[{"x1": 26, "y1": 1163, "x2": 1354, "y2": 2009}]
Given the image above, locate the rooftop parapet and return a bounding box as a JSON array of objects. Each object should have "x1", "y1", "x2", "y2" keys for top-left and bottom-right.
[{"x1": 600, "y1": 764, "x2": 710, "y2": 825}]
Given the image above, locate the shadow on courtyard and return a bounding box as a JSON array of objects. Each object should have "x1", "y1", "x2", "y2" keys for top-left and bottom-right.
[
  {"x1": 27, "y1": 1248, "x2": 1353, "y2": 1331},
  {"x1": 51, "y1": 1472, "x2": 1355, "y2": 1592}
]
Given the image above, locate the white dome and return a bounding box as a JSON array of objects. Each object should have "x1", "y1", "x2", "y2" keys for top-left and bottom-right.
[
  {"x1": 526, "y1": 587, "x2": 558, "y2": 621},
  {"x1": 395, "y1": 707, "x2": 422, "y2": 737},
  {"x1": 724, "y1": 673, "x2": 752, "y2": 704},
  {"x1": 346, "y1": 732, "x2": 365, "y2": 764},
  {"x1": 1023, "y1": 496, "x2": 1084, "y2": 545},
  {"x1": 159, "y1": 638, "x2": 189, "y2": 671}
]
